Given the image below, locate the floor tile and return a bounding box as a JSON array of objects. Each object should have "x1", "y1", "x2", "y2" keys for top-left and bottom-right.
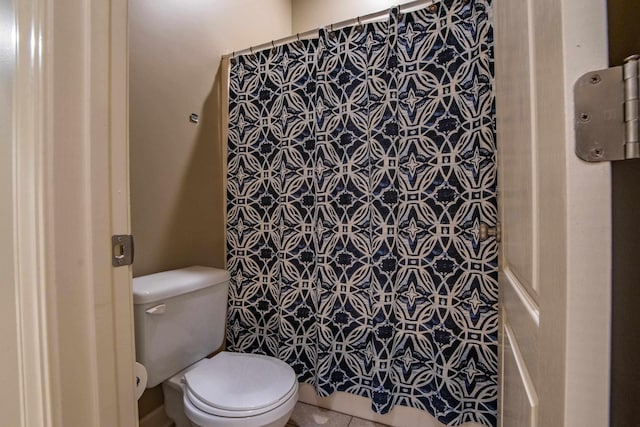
[
  {"x1": 287, "y1": 402, "x2": 352, "y2": 427},
  {"x1": 348, "y1": 417, "x2": 390, "y2": 427}
]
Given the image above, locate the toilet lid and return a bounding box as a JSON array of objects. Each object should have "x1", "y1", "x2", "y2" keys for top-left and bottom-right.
[{"x1": 183, "y1": 352, "x2": 297, "y2": 414}]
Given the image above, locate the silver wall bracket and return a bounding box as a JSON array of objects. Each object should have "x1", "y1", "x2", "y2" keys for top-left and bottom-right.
[{"x1": 575, "y1": 54, "x2": 640, "y2": 162}]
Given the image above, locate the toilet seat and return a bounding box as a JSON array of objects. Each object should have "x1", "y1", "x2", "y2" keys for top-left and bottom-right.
[
  {"x1": 183, "y1": 351, "x2": 298, "y2": 418},
  {"x1": 185, "y1": 383, "x2": 298, "y2": 418}
]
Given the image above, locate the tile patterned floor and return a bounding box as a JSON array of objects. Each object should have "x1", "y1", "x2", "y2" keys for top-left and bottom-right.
[{"x1": 286, "y1": 402, "x2": 389, "y2": 427}]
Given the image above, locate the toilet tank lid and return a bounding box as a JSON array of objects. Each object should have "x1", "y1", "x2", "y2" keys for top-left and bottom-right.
[{"x1": 133, "y1": 266, "x2": 230, "y2": 304}]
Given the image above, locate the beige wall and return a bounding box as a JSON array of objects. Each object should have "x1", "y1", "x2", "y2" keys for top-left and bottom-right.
[
  {"x1": 129, "y1": 0, "x2": 292, "y2": 418},
  {"x1": 0, "y1": 0, "x2": 21, "y2": 425},
  {"x1": 130, "y1": 0, "x2": 292, "y2": 278},
  {"x1": 291, "y1": 0, "x2": 416, "y2": 33}
]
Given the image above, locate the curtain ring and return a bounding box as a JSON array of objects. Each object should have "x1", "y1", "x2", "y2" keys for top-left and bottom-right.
[
  {"x1": 356, "y1": 16, "x2": 363, "y2": 32},
  {"x1": 297, "y1": 33, "x2": 301, "y2": 42},
  {"x1": 296, "y1": 33, "x2": 303, "y2": 47}
]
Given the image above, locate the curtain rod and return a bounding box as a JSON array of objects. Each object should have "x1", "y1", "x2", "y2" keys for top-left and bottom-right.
[{"x1": 221, "y1": 0, "x2": 439, "y2": 59}]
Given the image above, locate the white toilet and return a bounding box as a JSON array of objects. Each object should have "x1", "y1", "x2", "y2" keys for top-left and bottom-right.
[{"x1": 133, "y1": 266, "x2": 298, "y2": 427}]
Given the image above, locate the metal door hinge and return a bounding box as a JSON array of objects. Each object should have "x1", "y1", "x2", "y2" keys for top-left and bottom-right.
[
  {"x1": 575, "y1": 54, "x2": 640, "y2": 162},
  {"x1": 112, "y1": 235, "x2": 134, "y2": 267}
]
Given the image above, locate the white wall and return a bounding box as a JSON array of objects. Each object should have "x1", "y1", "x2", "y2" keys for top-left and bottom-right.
[
  {"x1": 0, "y1": 0, "x2": 21, "y2": 425},
  {"x1": 292, "y1": 0, "x2": 416, "y2": 33}
]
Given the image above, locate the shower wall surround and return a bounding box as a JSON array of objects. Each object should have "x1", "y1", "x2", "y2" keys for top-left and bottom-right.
[{"x1": 226, "y1": 1, "x2": 497, "y2": 425}]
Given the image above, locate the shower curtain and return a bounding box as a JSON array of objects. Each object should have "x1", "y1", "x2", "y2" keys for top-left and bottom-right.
[{"x1": 226, "y1": 1, "x2": 497, "y2": 425}]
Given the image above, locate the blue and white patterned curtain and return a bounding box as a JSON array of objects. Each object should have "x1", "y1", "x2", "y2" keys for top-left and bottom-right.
[{"x1": 226, "y1": 1, "x2": 497, "y2": 425}]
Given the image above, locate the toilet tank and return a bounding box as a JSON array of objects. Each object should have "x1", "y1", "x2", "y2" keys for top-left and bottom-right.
[{"x1": 133, "y1": 266, "x2": 230, "y2": 388}]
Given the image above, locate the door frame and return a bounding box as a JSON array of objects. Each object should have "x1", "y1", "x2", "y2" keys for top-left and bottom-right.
[
  {"x1": 11, "y1": 0, "x2": 613, "y2": 426},
  {"x1": 556, "y1": 1, "x2": 611, "y2": 424},
  {"x1": 13, "y1": 0, "x2": 137, "y2": 426}
]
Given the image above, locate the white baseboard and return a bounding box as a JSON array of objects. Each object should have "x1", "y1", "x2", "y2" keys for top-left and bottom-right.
[
  {"x1": 139, "y1": 405, "x2": 173, "y2": 427},
  {"x1": 298, "y1": 383, "x2": 482, "y2": 427}
]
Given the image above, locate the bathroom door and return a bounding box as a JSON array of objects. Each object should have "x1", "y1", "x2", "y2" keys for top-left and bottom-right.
[{"x1": 495, "y1": 0, "x2": 611, "y2": 426}]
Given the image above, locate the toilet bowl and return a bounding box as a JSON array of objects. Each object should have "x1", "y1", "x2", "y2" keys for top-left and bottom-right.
[{"x1": 164, "y1": 352, "x2": 298, "y2": 427}]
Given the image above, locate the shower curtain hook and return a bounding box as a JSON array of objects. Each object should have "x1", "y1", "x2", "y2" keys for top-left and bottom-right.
[
  {"x1": 356, "y1": 16, "x2": 363, "y2": 32},
  {"x1": 249, "y1": 46, "x2": 254, "y2": 56}
]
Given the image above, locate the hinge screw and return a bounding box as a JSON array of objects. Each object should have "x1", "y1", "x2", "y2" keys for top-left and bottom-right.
[
  {"x1": 580, "y1": 112, "x2": 591, "y2": 122},
  {"x1": 590, "y1": 74, "x2": 601, "y2": 84},
  {"x1": 592, "y1": 147, "x2": 604, "y2": 158}
]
